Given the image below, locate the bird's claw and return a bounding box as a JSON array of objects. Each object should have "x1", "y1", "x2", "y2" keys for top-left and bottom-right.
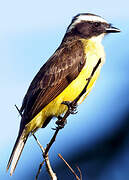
[
  {"x1": 52, "y1": 101, "x2": 78, "y2": 130},
  {"x1": 61, "y1": 101, "x2": 78, "y2": 114},
  {"x1": 55, "y1": 116, "x2": 67, "y2": 129}
]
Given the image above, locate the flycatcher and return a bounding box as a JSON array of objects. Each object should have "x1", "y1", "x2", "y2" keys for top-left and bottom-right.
[{"x1": 7, "y1": 13, "x2": 120, "y2": 175}]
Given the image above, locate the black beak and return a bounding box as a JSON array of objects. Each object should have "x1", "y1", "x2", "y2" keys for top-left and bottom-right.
[{"x1": 106, "y1": 25, "x2": 121, "y2": 33}]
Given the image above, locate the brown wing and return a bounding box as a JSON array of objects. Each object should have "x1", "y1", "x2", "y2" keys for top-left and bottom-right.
[{"x1": 20, "y1": 40, "x2": 85, "y2": 125}]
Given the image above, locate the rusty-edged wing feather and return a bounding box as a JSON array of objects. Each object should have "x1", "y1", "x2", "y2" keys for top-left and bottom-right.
[{"x1": 20, "y1": 40, "x2": 86, "y2": 126}]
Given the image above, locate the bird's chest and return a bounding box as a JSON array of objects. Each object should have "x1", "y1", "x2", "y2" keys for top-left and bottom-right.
[
  {"x1": 75, "y1": 39, "x2": 105, "y2": 103},
  {"x1": 83, "y1": 38, "x2": 105, "y2": 68},
  {"x1": 61, "y1": 39, "x2": 104, "y2": 104}
]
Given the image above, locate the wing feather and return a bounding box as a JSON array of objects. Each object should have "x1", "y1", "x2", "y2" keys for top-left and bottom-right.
[{"x1": 20, "y1": 40, "x2": 86, "y2": 126}]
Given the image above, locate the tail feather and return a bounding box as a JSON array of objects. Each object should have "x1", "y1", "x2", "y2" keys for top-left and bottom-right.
[{"x1": 6, "y1": 130, "x2": 29, "y2": 175}]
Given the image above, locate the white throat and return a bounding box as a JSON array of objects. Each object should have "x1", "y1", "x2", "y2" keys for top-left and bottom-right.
[{"x1": 90, "y1": 34, "x2": 105, "y2": 43}]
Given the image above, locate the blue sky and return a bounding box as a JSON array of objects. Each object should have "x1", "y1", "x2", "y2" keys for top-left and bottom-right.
[{"x1": 0, "y1": 0, "x2": 129, "y2": 179}]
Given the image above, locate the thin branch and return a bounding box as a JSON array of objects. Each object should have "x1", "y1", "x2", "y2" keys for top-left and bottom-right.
[
  {"x1": 33, "y1": 134, "x2": 45, "y2": 153},
  {"x1": 33, "y1": 134, "x2": 57, "y2": 180},
  {"x1": 35, "y1": 160, "x2": 45, "y2": 180},
  {"x1": 44, "y1": 154, "x2": 57, "y2": 180},
  {"x1": 72, "y1": 58, "x2": 101, "y2": 105},
  {"x1": 14, "y1": 104, "x2": 23, "y2": 118},
  {"x1": 58, "y1": 154, "x2": 80, "y2": 180},
  {"x1": 76, "y1": 166, "x2": 82, "y2": 180},
  {"x1": 33, "y1": 134, "x2": 45, "y2": 180},
  {"x1": 44, "y1": 128, "x2": 60, "y2": 157}
]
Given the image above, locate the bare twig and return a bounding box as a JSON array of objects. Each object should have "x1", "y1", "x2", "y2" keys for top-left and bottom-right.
[
  {"x1": 76, "y1": 166, "x2": 82, "y2": 180},
  {"x1": 33, "y1": 134, "x2": 45, "y2": 153},
  {"x1": 72, "y1": 58, "x2": 101, "y2": 105},
  {"x1": 44, "y1": 154, "x2": 57, "y2": 180},
  {"x1": 35, "y1": 161, "x2": 45, "y2": 180},
  {"x1": 33, "y1": 134, "x2": 45, "y2": 180},
  {"x1": 14, "y1": 104, "x2": 23, "y2": 118},
  {"x1": 33, "y1": 134, "x2": 57, "y2": 180},
  {"x1": 44, "y1": 128, "x2": 60, "y2": 156},
  {"x1": 58, "y1": 154, "x2": 80, "y2": 180}
]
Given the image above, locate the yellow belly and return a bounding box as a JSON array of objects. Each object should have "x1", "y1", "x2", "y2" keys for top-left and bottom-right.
[{"x1": 25, "y1": 39, "x2": 105, "y2": 133}]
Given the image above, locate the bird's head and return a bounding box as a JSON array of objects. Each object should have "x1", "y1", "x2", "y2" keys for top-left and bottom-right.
[{"x1": 66, "y1": 13, "x2": 120, "y2": 40}]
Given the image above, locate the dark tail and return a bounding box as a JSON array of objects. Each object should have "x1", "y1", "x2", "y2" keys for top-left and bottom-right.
[{"x1": 6, "y1": 130, "x2": 29, "y2": 176}]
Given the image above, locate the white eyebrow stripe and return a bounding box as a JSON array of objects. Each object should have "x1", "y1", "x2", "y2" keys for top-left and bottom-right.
[
  {"x1": 76, "y1": 15, "x2": 107, "y2": 23},
  {"x1": 68, "y1": 15, "x2": 108, "y2": 31}
]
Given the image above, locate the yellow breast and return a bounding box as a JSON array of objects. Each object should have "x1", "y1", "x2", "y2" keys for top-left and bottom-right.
[{"x1": 25, "y1": 38, "x2": 105, "y2": 133}]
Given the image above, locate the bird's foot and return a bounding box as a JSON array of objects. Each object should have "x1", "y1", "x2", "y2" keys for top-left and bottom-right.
[
  {"x1": 55, "y1": 116, "x2": 67, "y2": 129},
  {"x1": 86, "y1": 77, "x2": 91, "y2": 81},
  {"x1": 61, "y1": 101, "x2": 78, "y2": 114}
]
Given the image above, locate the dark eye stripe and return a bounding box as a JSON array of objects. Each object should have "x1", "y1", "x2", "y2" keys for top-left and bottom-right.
[{"x1": 94, "y1": 22, "x2": 101, "y2": 27}]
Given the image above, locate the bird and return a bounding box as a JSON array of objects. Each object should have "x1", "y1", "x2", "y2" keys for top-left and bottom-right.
[{"x1": 7, "y1": 13, "x2": 120, "y2": 175}]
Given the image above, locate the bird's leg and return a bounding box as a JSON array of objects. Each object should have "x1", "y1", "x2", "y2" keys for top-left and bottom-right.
[
  {"x1": 55, "y1": 115, "x2": 67, "y2": 129},
  {"x1": 61, "y1": 101, "x2": 78, "y2": 114},
  {"x1": 54, "y1": 100, "x2": 78, "y2": 130}
]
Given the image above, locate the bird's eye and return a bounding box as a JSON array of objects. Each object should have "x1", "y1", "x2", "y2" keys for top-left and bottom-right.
[{"x1": 94, "y1": 22, "x2": 100, "y2": 27}]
